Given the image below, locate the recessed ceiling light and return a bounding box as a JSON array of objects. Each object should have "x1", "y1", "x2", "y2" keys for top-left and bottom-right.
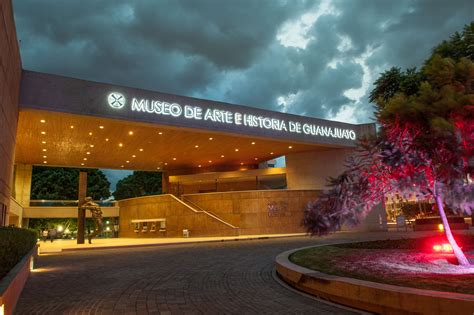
[
  {"x1": 209, "y1": 137, "x2": 213, "y2": 140},
  {"x1": 195, "y1": 145, "x2": 199, "y2": 148},
  {"x1": 41, "y1": 131, "x2": 46, "y2": 135},
  {"x1": 220, "y1": 155, "x2": 224, "y2": 158},
  {"x1": 90, "y1": 144, "x2": 94, "y2": 148},
  {"x1": 43, "y1": 161, "x2": 47, "y2": 164},
  {"x1": 235, "y1": 148, "x2": 239, "y2": 152},
  {"x1": 105, "y1": 138, "x2": 109, "y2": 141},
  {"x1": 70, "y1": 125, "x2": 74, "y2": 129},
  {"x1": 288, "y1": 145, "x2": 293, "y2": 149},
  {"x1": 157, "y1": 167, "x2": 160, "y2": 170},
  {"x1": 42, "y1": 149, "x2": 47, "y2": 152},
  {"x1": 208, "y1": 160, "x2": 212, "y2": 163},
  {"x1": 99, "y1": 126, "x2": 104, "y2": 129},
  {"x1": 158, "y1": 131, "x2": 163, "y2": 135},
  {"x1": 43, "y1": 155, "x2": 47, "y2": 158},
  {"x1": 119, "y1": 143, "x2": 123, "y2": 147},
  {"x1": 172, "y1": 157, "x2": 176, "y2": 161},
  {"x1": 81, "y1": 163, "x2": 85, "y2": 166},
  {"x1": 164, "y1": 162, "x2": 168, "y2": 165},
  {"x1": 89, "y1": 132, "x2": 93, "y2": 136},
  {"x1": 121, "y1": 165, "x2": 124, "y2": 168},
  {"x1": 132, "y1": 155, "x2": 136, "y2": 158},
  {"x1": 40, "y1": 120, "x2": 46, "y2": 123},
  {"x1": 126, "y1": 160, "x2": 130, "y2": 163},
  {"x1": 83, "y1": 158, "x2": 87, "y2": 161},
  {"x1": 254, "y1": 157, "x2": 258, "y2": 160},
  {"x1": 251, "y1": 142, "x2": 255, "y2": 145},
  {"x1": 198, "y1": 165, "x2": 202, "y2": 168},
  {"x1": 240, "y1": 162, "x2": 244, "y2": 165},
  {"x1": 270, "y1": 152, "x2": 274, "y2": 155},
  {"x1": 128, "y1": 131, "x2": 134, "y2": 135},
  {"x1": 42, "y1": 141, "x2": 46, "y2": 144},
  {"x1": 86, "y1": 152, "x2": 91, "y2": 155},
  {"x1": 139, "y1": 148, "x2": 143, "y2": 151}
]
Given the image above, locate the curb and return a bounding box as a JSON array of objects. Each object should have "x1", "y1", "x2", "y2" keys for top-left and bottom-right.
[
  {"x1": 275, "y1": 245, "x2": 474, "y2": 315},
  {"x1": 0, "y1": 245, "x2": 37, "y2": 315},
  {"x1": 271, "y1": 268, "x2": 372, "y2": 315}
]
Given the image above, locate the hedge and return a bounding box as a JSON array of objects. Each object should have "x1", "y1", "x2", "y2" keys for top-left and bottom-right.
[{"x1": 0, "y1": 227, "x2": 37, "y2": 280}]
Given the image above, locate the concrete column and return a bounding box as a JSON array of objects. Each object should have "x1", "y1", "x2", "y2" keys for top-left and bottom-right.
[
  {"x1": 13, "y1": 164, "x2": 33, "y2": 207},
  {"x1": 77, "y1": 171, "x2": 87, "y2": 244},
  {"x1": 162, "y1": 172, "x2": 169, "y2": 194}
]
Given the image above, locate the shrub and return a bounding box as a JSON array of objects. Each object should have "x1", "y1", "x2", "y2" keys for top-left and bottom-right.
[{"x1": 0, "y1": 227, "x2": 37, "y2": 280}]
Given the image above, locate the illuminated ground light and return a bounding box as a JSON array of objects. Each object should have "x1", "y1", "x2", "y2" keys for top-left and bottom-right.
[
  {"x1": 438, "y1": 224, "x2": 444, "y2": 231},
  {"x1": 433, "y1": 243, "x2": 453, "y2": 253}
]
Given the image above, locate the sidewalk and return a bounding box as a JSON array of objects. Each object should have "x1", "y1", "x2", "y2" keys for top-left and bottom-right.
[
  {"x1": 38, "y1": 228, "x2": 473, "y2": 254},
  {"x1": 37, "y1": 233, "x2": 307, "y2": 253}
]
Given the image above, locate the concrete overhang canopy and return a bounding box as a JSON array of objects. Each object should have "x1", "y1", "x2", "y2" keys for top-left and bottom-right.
[{"x1": 16, "y1": 70, "x2": 375, "y2": 171}]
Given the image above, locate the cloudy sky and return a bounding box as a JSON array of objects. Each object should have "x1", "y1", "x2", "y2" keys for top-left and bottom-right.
[{"x1": 14, "y1": 0, "x2": 473, "y2": 125}]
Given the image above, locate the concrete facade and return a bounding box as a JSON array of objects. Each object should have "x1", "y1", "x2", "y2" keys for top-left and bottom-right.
[
  {"x1": 286, "y1": 148, "x2": 354, "y2": 190},
  {"x1": 0, "y1": 0, "x2": 21, "y2": 226},
  {"x1": 118, "y1": 194, "x2": 239, "y2": 238},
  {"x1": 12, "y1": 163, "x2": 31, "y2": 207},
  {"x1": 119, "y1": 190, "x2": 320, "y2": 238}
]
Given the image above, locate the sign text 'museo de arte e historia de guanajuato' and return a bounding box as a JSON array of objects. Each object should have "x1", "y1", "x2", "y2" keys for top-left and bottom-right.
[{"x1": 107, "y1": 92, "x2": 357, "y2": 140}]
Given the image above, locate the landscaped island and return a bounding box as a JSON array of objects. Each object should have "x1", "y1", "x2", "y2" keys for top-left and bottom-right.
[{"x1": 290, "y1": 234, "x2": 474, "y2": 294}]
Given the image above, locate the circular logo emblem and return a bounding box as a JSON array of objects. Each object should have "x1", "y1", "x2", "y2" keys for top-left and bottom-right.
[{"x1": 107, "y1": 92, "x2": 126, "y2": 109}]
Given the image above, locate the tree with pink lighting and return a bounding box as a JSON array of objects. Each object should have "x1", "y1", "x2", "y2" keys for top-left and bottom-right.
[{"x1": 304, "y1": 23, "x2": 474, "y2": 266}]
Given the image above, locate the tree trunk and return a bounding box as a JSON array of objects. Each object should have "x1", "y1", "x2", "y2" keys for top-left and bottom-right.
[{"x1": 434, "y1": 193, "x2": 470, "y2": 266}]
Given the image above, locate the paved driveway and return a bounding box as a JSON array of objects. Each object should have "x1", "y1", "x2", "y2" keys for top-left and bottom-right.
[{"x1": 15, "y1": 232, "x2": 389, "y2": 314}]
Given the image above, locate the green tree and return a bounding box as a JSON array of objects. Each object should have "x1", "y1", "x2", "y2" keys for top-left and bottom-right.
[
  {"x1": 113, "y1": 171, "x2": 162, "y2": 200},
  {"x1": 305, "y1": 22, "x2": 474, "y2": 266},
  {"x1": 31, "y1": 167, "x2": 111, "y2": 200},
  {"x1": 431, "y1": 23, "x2": 474, "y2": 61}
]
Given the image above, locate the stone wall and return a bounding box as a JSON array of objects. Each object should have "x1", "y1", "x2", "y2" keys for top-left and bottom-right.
[
  {"x1": 118, "y1": 194, "x2": 238, "y2": 238},
  {"x1": 118, "y1": 190, "x2": 320, "y2": 237},
  {"x1": 0, "y1": 0, "x2": 22, "y2": 226},
  {"x1": 183, "y1": 190, "x2": 320, "y2": 235}
]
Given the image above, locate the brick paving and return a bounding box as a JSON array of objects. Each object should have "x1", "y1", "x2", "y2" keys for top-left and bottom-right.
[{"x1": 15, "y1": 232, "x2": 397, "y2": 314}]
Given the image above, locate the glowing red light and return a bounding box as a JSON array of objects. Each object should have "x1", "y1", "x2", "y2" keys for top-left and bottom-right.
[
  {"x1": 442, "y1": 244, "x2": 452, "y2": 252},
  {"x1": 433, "y1": 243, "x2": 453, "y2": 253}
]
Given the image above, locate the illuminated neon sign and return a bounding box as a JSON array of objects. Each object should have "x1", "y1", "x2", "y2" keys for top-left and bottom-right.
[{"x1": 107, "y1": 92, "x2": 357, "y2": 140}]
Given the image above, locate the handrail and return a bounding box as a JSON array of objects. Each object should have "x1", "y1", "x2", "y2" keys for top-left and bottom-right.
[
  {"x1": 182, "y1": 197, "x2": 240, "y2": 229},
  {"x1": 29, "y1": 199, "x2": 117, "y2": 207},
  {"x1": 170, "y1": 195, "x2": 239, "y2": 230}
]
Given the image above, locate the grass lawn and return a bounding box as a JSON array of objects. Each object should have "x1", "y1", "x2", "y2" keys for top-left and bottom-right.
[{"x1": 290, "y1": 234, "x2": 474, "y2": 294}]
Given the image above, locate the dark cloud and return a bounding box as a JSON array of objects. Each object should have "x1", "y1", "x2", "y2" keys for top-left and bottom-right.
[{"x1": 14, "y1": 0, "x2": 473, "y2": 123}]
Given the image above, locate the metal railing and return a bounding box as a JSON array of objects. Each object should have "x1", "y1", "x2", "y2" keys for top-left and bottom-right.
[
  {"x1": 179, "y1": 195, "x2": 240, "y2": 230},
  {"x1": 29, "y1": 199, "x2": 117, "y2": 207}
]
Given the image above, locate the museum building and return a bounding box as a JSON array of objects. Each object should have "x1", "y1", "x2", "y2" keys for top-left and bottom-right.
[{"x1": 0, "y1": 1, "x2": 386, "y2": 237}]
